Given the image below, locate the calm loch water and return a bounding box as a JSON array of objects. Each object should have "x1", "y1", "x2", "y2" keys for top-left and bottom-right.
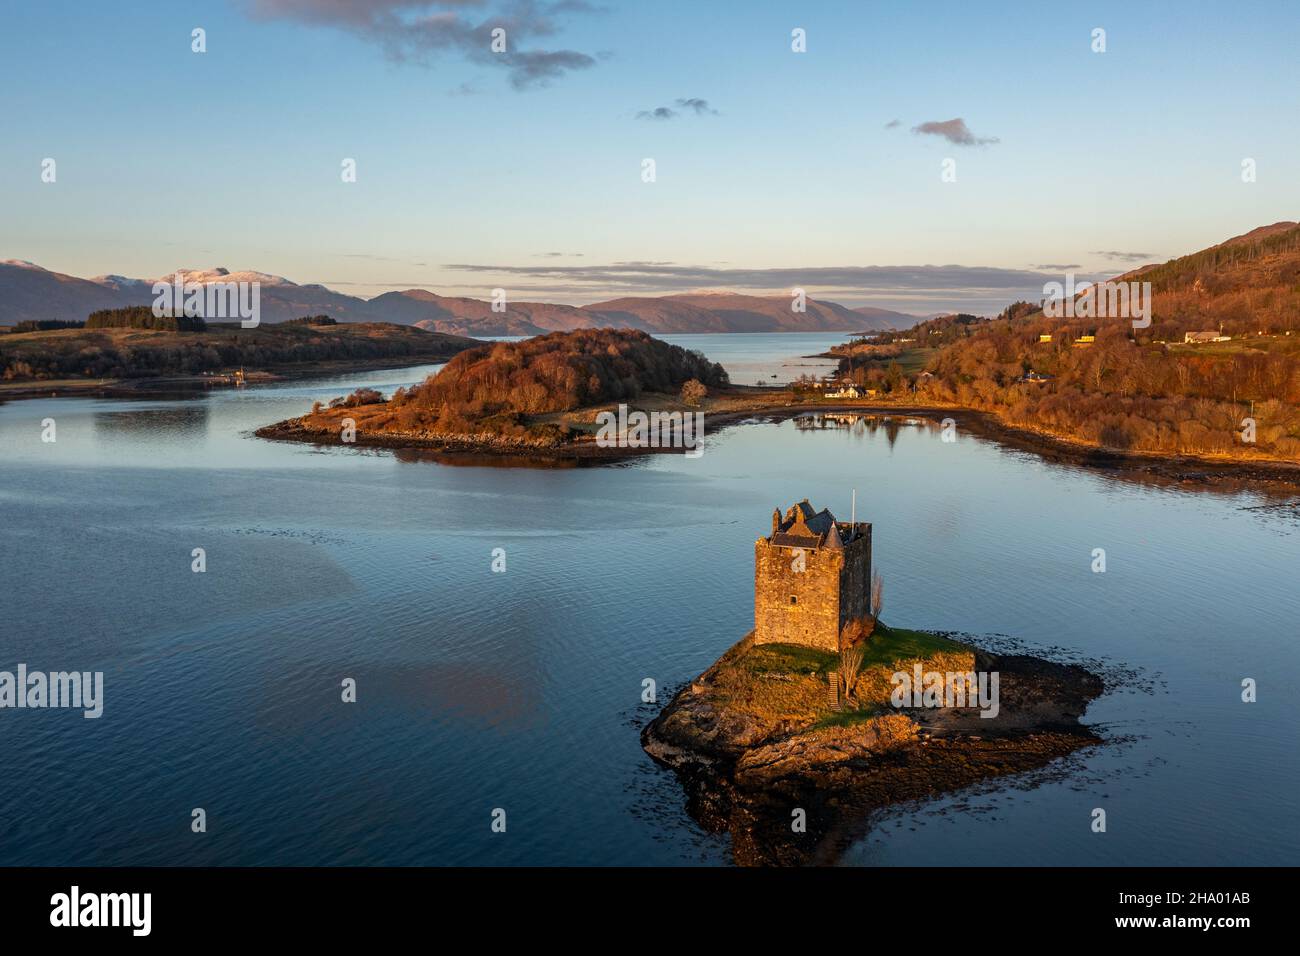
[{"x1": 1, "y1": 333, "x2": 1297, "y2": 865}]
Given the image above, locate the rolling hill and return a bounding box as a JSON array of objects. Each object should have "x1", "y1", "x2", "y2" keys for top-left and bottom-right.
[
  {"x1": 837, "y1": 221, "x2": 1300, "y2": 464},
  {"x1": 581, "y1": 292, "x2": 898, "y2": 334}
]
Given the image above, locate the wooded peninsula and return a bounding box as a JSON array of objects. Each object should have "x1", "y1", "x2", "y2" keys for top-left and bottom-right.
[{"x1": 0, "y1": 316, "x2": 477, "y2": 400}]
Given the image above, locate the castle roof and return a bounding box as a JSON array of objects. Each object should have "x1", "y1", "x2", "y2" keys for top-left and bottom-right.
[{"x1": 769, "y1": 499, "x2": 866, "y2": 549}]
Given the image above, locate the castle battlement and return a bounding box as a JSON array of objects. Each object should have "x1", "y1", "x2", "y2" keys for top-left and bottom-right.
[{"x1": 754, "y1": 499, "x2": 872, "y2": 651}]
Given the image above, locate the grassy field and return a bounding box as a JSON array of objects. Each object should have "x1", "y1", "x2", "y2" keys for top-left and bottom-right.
[
  {"x1": 707, "y1": 627, "x2": 974, "y2": 731},
  {"x1": 741, "y1": 627, "x2": 965, "y2": 677},
  {"x1": 888, "y1": 346, "x2": 939, "y2": 375},
  {"x1": 1166, "y1": 334, "x2": 1299, "y2": 356},
  {"x1": 0, "y1": 376, "x2": 119, "y2": 392},
  {"x1": 829, "y1": 344, "x2": 937, "y2": 375}
]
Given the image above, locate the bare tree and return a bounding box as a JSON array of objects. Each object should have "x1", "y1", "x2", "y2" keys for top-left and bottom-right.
[
  {"x1": 839, "y1": 644, "x2": 865, "y2": 705},
  {"x1": 870, "y1": 571, "x2": 884, "y2": 621}
]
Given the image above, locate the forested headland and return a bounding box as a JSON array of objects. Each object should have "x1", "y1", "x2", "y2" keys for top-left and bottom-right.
[
  {"x1": 1, "y1": 318, "x2": 476, "y2": 383},
  {"x1": 836, "y1": 222, "x2": 1300, "y2": 462}
]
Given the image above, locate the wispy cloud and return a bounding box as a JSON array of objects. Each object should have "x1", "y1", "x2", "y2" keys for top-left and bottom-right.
[
  {"x1": 436, "y1": 260, "x2": 1058, "y2": 313},
  {"x1": 245, "y1": 0, "x2": 599, "y2": 89},
  {"x1": 912, "y1": 118, "x2": 999, "y2": 146},
  {"x1": 675, "y1": 97, "x2": 717, "y2": 115},
  {"x1": 1091, "y1": 250, "x2": 1155, "y2": 262},
  {"x1": 340, "y1": 253, "x2": 429, "y2": 266},
  {"x1": 637, "y1": 106, "x2": 677, "y2": 121},
  {"x1": 1033, "y1": 263, "x2": 1081, "y2": 271},
  {"x1": 884, "y1": 119, "x2": 901, "y2": 129},
  {"x1": 636, "y1": 97, "x2": 718, "y2": 120}
]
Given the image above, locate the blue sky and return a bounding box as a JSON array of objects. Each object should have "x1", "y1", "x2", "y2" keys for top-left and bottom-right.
[{"x1": 2, "y1": 0, "x2": 1297, "y2": 313}]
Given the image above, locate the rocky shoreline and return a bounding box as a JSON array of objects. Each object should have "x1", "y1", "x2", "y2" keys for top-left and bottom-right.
[
  {"x1": 0, "y1": 355, "x2": 471, "y2": 406},
  {"x1": 915, "y1": 405, "x2": 1300, "y2": 491},
  {"x1": 252, "y1": 415, "x2": 700, "y2": 460},
  {"x1": 641, "y1": 631, "x2": 1104, "y2": 866},
  {"x1": 737, "y1": 401, "x2": 1300, "y2": 491},
  {"x1": 255, "y1": 391, "x2": 1300, "y2": 489}
]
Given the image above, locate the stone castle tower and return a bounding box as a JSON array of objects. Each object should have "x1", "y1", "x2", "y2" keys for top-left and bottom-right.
[{"x1": 754, "y1": 499, "x2": 872, "y2": 652}]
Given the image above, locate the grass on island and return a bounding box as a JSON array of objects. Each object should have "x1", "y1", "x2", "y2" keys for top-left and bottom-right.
[
  {"x1": 741, "y1": 627, "x2": 965, "y2": 677},
  {"x1": 813, "y1": 705, "x2": 894, "y2": 730},
  {"x1": 709, "y1": 626, "x2": 973, "y2": 732}
]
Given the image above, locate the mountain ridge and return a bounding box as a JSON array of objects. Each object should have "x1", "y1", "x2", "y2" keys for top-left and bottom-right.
[{"x1": 0, "y1": 260, "x2": 911, "y2": 334}]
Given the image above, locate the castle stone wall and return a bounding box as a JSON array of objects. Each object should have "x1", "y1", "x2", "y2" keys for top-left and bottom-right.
[
  {"x1": 753, "y1": 523, "x2": 871, "y2": 651},
  {"x1": 839, "y1": 533, "x2": 872, "y2": 626}
]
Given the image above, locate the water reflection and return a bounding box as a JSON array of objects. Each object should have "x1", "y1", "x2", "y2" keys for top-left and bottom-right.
[
  {"x1": 93, "y1": 400, "x2": 211, "y2": 438},
  {"x1": 1, "y1": 345, "x2": 1298, "y2": 866},
  {"x1": 793, "y1": 412, "x2": 915, "y2": 448}
]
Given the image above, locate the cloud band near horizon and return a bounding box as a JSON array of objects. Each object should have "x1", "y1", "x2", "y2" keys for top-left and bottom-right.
[{"x1": 384, "y1": 260, "x2": 1101, "y2": 313}]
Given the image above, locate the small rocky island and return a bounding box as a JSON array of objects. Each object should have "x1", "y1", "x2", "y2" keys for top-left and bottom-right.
[
  {"x1": 642, "y1": 501, "x2": 1104, "y2": 865},
  {"x1": 256, "y1": 328, "x2": 731, "y2": 457}
]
